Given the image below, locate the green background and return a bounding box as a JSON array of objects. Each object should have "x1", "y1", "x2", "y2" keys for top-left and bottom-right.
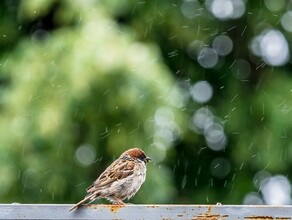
[{"x1": 0, "y1": 0, "x2": 291, "y2": 205}]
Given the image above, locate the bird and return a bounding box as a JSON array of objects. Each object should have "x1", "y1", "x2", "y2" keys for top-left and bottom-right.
[{"x1": 70, "y1": 148, "x2": 151, "y2": 211}]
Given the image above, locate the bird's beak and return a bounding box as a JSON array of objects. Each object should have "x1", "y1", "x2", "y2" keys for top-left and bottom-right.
[{"x1": 146, "y1": 157, "x2": 151, "y2": 163}]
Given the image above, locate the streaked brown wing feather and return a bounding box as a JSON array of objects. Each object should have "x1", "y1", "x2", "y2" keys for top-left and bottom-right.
[{"x1": 87, "y1": 158, "x2": 135, "y2": 192}]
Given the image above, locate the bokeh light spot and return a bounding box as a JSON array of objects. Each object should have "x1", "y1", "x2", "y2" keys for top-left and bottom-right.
[
  {"x1": 197, "y1": 47, "x2": 218, "y2": 68},
  {"x1": 190, "y1": 81, "x2": 213, "y2": 104},
  {"x1": 210, "y1": 157, "x2": 231, "y2": 178},
  {"x1": 181, "y1": 0, "x2": 202, "y2": 19},
  {"x1": 192, "y1": 107, "x2": 213, "y2": 134},
  {"x1": 250, "y1": 29, "x2": 289, "y2": 66},
  {"x1": 213, "y1": 35, "x2": 233, "y2": 56},
  {"x1": 264, "y1": 0, "x2": 285, "y2": 12},
  {"x1": 261, "y1": 175, "x2": 292, "y2": 205},
  {"x1": 206, "y1": 0, "x2": 245, "y2": 20},
  {"x1": 75, "y1": 144, "x2": 96, "y2": 167},
  {"x1": 243, "y1": 192, "x2": 264, "y2": 205},
  {"x1": 204, "y1": 123, "x2": 227, "y2": 151},
  {"x1": 231, "y1": 59, "x2": 251, "y2": 80},
  {"x1": 204, "y1": 122, "x2": 227, "y2": 151},
  {"x1": 281, "y1": 11, "x2": 292, "y2": 32}
]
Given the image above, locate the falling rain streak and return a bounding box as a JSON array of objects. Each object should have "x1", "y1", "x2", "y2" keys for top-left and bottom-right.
[{"x1": 2, "y1": 0, "x2": 292, "y2": 207}]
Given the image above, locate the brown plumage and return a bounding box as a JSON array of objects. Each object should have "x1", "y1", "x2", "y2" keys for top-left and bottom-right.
[{"x1": 70, "y1": 148, "x2": 151, "y2": 211}]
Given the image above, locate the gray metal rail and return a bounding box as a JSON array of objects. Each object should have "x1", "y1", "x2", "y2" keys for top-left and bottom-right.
[{"x1": 1, "y1": 204, "x2": 292, "y2": 219}]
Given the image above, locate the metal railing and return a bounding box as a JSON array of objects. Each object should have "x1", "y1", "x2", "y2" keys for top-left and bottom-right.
[{"x1": 1, "y1": 204, "x2": 292, "y2": 219}]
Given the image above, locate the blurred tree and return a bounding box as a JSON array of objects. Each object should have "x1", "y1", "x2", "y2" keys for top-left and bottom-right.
[
  {"x1": 0, "y1": 1, "x2": 184, "y2": 203},
  {"x1": 1, "y1": 0, "x2": 292, "y2": 206}
]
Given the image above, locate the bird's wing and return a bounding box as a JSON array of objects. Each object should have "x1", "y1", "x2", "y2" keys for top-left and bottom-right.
[{"x1": 86, "y1": 158, "x2": 135, "y2": 192}]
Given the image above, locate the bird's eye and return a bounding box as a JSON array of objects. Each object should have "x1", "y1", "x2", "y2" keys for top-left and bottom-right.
[{"x1": 139, "y1": 155, "x2": 145, "y2": 161}]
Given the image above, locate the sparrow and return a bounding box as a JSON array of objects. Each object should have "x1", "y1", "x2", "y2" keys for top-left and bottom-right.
[{"x1": 70, "y1": 148, "x2": 151, "y2": 211}]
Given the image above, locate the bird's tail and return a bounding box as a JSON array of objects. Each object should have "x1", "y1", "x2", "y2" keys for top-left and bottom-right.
[{"x1": 69, "y1": 192, "x2": 98, "y2": 211}]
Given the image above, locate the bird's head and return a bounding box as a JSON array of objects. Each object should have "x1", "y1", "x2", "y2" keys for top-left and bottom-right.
[{"x1": 123, "y1": 148, "x2": 151, "y2": 164}]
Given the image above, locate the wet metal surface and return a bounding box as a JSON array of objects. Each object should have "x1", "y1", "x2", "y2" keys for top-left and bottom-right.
[{"x1": 1, "y1": 204, "x2": 292, "y2": 219}]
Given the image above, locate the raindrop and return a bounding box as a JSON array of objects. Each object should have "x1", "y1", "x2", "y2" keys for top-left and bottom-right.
[
  {"x1": 197, "y1": 166, "x2": 202, "y2": 175},
  {"x1": 75, "y1": 144, "x2": 96, "y2": 167},
  {"x1": 190, "y1": 81, "x2": 213, "y2": 104},
  {"x1": 212, "y1": 35, "x2": 233, "y2": 56},
  {"x1": 197, "y1": 47, "x2": 218, "y2": 68},
  {"x1": 181, "y1": 175, "x2": 187, "y2": 190}
]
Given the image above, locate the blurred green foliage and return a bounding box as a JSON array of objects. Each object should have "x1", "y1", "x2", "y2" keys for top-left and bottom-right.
[{"x1": 1, "y1": 0, "x2": 292, "y2": 205}]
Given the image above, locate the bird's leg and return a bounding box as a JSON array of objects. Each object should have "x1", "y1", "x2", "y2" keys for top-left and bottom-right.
[{"x1": 112, "y1": 197, "x2": 125, "y2": 205}]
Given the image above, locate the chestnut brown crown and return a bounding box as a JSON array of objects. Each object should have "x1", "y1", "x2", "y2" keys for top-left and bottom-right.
[{"x1": 122, "y1": 148, "x2": 151, "y2": 163}]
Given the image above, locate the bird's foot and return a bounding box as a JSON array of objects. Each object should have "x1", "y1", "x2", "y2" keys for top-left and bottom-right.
[{"x1": 112, "y1": 197, "x2": 125, "y2": 205}]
